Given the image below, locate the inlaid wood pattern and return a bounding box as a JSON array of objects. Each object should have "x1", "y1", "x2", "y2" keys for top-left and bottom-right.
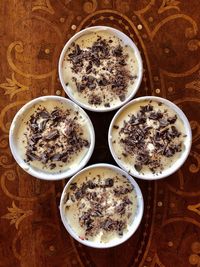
[{"x1": 0, "y1": 1, "x2": 200, "y2": 266}]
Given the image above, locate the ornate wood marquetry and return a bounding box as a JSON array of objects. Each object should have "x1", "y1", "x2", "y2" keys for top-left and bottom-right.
[{"x1": 0, "y1": 1, "x2": 200, "y2": 266}]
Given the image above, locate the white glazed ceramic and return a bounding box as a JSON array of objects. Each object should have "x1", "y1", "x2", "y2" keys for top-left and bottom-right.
[
  {"x1": 60, "y1": 163, "x2": 144, "y2": 248},
  {"x1": 58, "y1": 26, "x2": 143, "y2": 112},
  {"x1": 9, "y1": 96, "x2": 95, "y2": 180},
  {"x1": 108, "y1": 96, "x2": 192, "y2": 180}
]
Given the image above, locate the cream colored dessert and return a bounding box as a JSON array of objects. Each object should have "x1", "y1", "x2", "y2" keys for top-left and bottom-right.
[
  {"x1": 63, "y1": 167, "x2": 137, "y2": 243},
  {"x1": 62, "y1": 30, "x2": 139, "y2": 108},
  {"x1": 111, "y1": 100, "x2": 187, "y2": 175},
  {"x1": 15, "y1": 99, "x2": 91, "y2": 173}
]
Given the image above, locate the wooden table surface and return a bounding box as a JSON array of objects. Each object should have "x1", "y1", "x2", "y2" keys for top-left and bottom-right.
[{"x1": 0, "y1": 1, "x2": 200, "y2": 266}]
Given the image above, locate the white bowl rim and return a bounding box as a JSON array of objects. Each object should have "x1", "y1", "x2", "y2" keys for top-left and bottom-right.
[
  {"x1": 9, "y1": 95, "x2": 95, "y2": 181},
  {"x1": 59, "y1": 163, "x2": 144, "y2": 248},
  {"x1": 108, "y1": 96, "x2": 192, "y2": 180},
  {"x1": 58, "y1": 25, "x2": 143, "y2": 113}
]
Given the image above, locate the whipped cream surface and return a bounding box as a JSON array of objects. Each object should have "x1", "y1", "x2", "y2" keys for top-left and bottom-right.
[
  {"x1": 111, "y1": 99, "x2": 187, "y2": 175},
  {"x1": 62, "y1": 30, "x2": 140, "y2": 109},
  {"x1": 15, "y1": 99, "x2": 91, "y2": 174},
  {"x1": 63, "y1": 166, "x2": 138, "y2": 243}
]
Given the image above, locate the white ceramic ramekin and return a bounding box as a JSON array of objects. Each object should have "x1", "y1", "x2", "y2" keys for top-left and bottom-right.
[
  {"x1": 108, "y1": 96, "x2": 192, "y2": 180},
  {"x1": 60, "y1": 163, "x2": 144, "y2": 248},
  {"x1": 9, "y1": 96, "x2": 95, "y2": 180},
  {"x1": 58, "y1": 26, "x2": 143, "y2": 112}
]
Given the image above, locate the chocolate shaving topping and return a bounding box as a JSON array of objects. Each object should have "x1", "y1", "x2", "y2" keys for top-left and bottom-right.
[
  {"x1": 38, "y1": 120, "x2": 47, "y2": 132},
  {"x1": 75, "y1": 189, "x2": 83, "y2": 200},
  {"x1": 123, "y1": 197, "x2": 132, "y2": 205},
  {"x1": 31, "y1": 133, "x2": 42, "y2": 143},
  {"x1": 38, "y1": 110, "x2": 50, "y2": 119},
  {"x1": 134, "y1": 164, "x2": 142, "y2": 172},
  {"x1": 149, "y1": 111, "x2": 163, "y2": 120},
  {"x1": 45, "y1": 129, "x2": 59, "y2": 140},
  {"x1": 104, "y1": 103, "x2": 110, "y2": 108},
  {"x1": 119, "y1": 94, "x2": 125, "y2": 102},
  {"x1": 26, "y1": 151, "x2": 40, "y2": 161},
  {"x1": 168, "y1": 115, "x2": 177, "y2": 124},
  {"x1": 101, "y1": 218, "x2": 114, "y2": 231},
  {"x1": 70, "y1": 183, "x2": 77, "y2": 191},
  {"x1": 140, "y1": 104, "x2": 153, "y2": 113},
  {"x1": 101, "y1": 218, "x2": 126, "y2": 232},
  {"x1": 88, "y1": 95, "x2": 102, "y2": 105},
  {"x1": 87, "y1": 180, "x2": 96, "y2": 189},
  {"x1": 65, "y1": 173, "x2": 135, "y2": 238},
  {"x1": 66, "y1": 35, "x2": 136, "y2": 106},
  {"x1": 112, "y1": 45, "x2": 123, "y2": 57},
  {"x1": 30, "y1": 123, "x2": 39, "y2": 133},
  {"x1": 104, "y1": 178, "x2": 114, "y2": 187},
  {"x1": 71, "y1": 195, "x2": 75, "y2": 202},
  {"x1": 49, "y1": 163, "x2": 56, "y2": 169},
  {"x1": 24, "y1": 107, "x2": 89, "y2": 168},
  {"x1": 50, "y1": 153, "x2": 61, "y2": 161},
  {"x1": 40, "y1": 153, "x2": 48, "y2": 164},
  {"x1": 159, "y1": 118, "x2": 169, "y2": 128},
  {"x1": 115, "y1": 203, "x2": 126, "y2": 215},
  {"x1": 114, "y1": 186, "x2": 133, "y2": 196},
  {"x1": 118, "y1": 101, "x2": 184, "y2": 173}
]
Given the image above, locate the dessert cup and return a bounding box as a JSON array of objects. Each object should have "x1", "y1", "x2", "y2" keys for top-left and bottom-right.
[
  {"x1": 59, "y1": 26, "x2": 143, "y2": 112},
  {"x1": 9, "y1": 96, "x2": 95, "y2": 180},
  {"x1": 60, "y1": 163, "x2": 144, "y2": 248},
  {"x1": 108, "y1": 96, "x2": 192, "y2": 180}
]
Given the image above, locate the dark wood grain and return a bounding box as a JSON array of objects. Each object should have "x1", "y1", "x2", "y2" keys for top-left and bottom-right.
[{"x1": 0, "y1": 1, "x2": 200, "y2": 267}]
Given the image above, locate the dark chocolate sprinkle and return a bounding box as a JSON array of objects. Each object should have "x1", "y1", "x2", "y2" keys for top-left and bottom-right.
[
  {"x1": 104, "y1": 178, "x2": 114, "y2": 187},
  {"x1": 45, "y1": 130, "x2": 59, "y2": 140},
  {"x1": 67, "y1": 36, "x2": 134, "y2": 106},
  {"x1": 24, "y1": 107, "x2": 89, "y2": 169},
  {"x1": 118, "y1": 102, "x2": 183, "y2": 173}
]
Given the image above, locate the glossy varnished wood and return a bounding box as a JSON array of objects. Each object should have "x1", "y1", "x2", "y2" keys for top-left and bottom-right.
[{"x1": 0, "y1": 1, "x2": 200, "y2": 266}]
